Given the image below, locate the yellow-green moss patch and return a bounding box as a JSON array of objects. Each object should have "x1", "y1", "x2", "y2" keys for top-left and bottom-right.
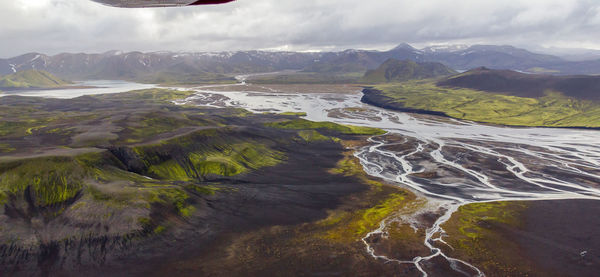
[
  {"x1": 297, "y1": 130, "x2": 332, "y2": 142},
  {"x1": 0, "y1": 156, "x2": 85, "y2": 207},
  {"x1": 442, "y1": 201, "x2": 535, "y2": 276},
  {"x1": 266, "y1": 119, "x2": 386, "y2": 135},
  {"x1": 280, "y1": 112, "x2": 307, "y2": 116}
]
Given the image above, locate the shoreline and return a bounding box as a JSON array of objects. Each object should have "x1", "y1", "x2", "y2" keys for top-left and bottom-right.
[{"x1": 0, "y1": 85, "x2": 100, "y2": 92}]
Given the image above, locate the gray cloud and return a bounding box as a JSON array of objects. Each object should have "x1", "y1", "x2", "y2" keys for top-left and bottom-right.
[{"x1": 1, "y1": 0, "x2": 599, "y2": 57}]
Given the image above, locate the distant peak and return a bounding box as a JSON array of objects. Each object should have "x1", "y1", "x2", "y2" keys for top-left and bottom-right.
[
  {"x1": 362, "y1": 58, "x2": 456, "y2": 83},
  {"x1": 390, "y1": 43, "x2": 416, "y2": 51}
]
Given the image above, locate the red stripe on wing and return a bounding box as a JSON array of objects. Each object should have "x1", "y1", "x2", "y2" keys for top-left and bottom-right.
[{"x1": 189, "y1": 0, "x2": 235, "y2": 5}]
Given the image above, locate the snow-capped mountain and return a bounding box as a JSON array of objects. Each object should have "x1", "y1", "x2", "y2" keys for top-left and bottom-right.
[{"x1": 2, "y1": 44, "x2": 600, "y2": 80}]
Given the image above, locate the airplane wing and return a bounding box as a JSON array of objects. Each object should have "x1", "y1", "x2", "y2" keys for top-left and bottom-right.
[{"x1": 91, "y1": 0, "x2": 235, "y2": 8}]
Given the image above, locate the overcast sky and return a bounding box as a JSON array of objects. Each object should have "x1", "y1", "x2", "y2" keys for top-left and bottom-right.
[{"x1": 1, "y1": 0, "x2": 600, "y2": 58}]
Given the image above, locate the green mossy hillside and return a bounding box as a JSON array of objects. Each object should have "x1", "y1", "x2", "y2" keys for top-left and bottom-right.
[
  {"x1": 370, "y1": 81, "x2": 600, "y2": 127},
  {"x1": 0, "y1": 70, "x2": 70, "y2": 89},
  {"x1": 0, "y1": 149, "x2": 232, "y2": 239},
  {"x1": 0, "y1": 157, "x2": 84, "y2": 207},
  {"x1": 265, "y1": 119, "x2": 386, "y2": 136},
  {"x1": 0, "y1": 152, "x2": 211, "y2": 218},
  {"x1": 0, "y1": 125, "x2": 309, "y2": 233},
  {"x1": 0, "y1": 126, "x2": 289, "y2": 222},
  {"x1": 123, "y1": 128, "x2": 286, "y2": 181},
  {"x1": 143, "y1": 142, "x2": 283, "y2": 181},
  {"x1": 79, "y1": 150, "x2": 222, "y2": 218}
]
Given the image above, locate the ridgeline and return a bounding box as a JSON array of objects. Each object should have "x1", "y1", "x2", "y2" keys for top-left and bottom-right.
[{"x1": 361, "y1": 59, "x2": 456, "y2": 83}]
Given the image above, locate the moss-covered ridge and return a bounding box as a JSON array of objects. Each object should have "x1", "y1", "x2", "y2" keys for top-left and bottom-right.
[
  {"x1": 115, "y1": 127, "x2": 286, "y2": 181},
  {"x1": 0, "y1": 127, "x2": 288, "y2": 236},
  {"x1": 0, "y1": 69, "x2": 70, "y2": 89},
  {"x1": 0, "y1": 156, "x2": 85, "y2": 207},
  {"x1": 364, "y1": 80, "x2": 600, "y2": 128},
  {"x1": 265, "y1": 118, "x2": 386, "y2": 136},
  {"x1": 0, "y1": 152, "x2": 183, "y2": 221}
]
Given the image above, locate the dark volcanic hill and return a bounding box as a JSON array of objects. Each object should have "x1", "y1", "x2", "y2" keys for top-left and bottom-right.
[
  {"x1": 438, "y1": 67, "x2": 600, "y2": 101},
  {"x1": 361, "y1": 59, "x2": 456, "y2": 83}
]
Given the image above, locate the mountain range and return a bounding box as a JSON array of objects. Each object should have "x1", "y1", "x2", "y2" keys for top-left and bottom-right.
[{"x1": 2, "y1": 44, "x2": 600, "y2": 81}]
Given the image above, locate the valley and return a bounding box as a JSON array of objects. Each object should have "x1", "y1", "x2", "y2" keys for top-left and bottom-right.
[
  {"x1": 0, "y1": 82, "x2": 418, "y2": 276},
  {"x1": 161, "y1": 77, "x2": 600, "y2": 276},
  {"x1": 3, "y1": 0, "x2": 600, "y2": 276},
  {"x1": 0, "y1": 62, "x2": 600, "y2": 276}
]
